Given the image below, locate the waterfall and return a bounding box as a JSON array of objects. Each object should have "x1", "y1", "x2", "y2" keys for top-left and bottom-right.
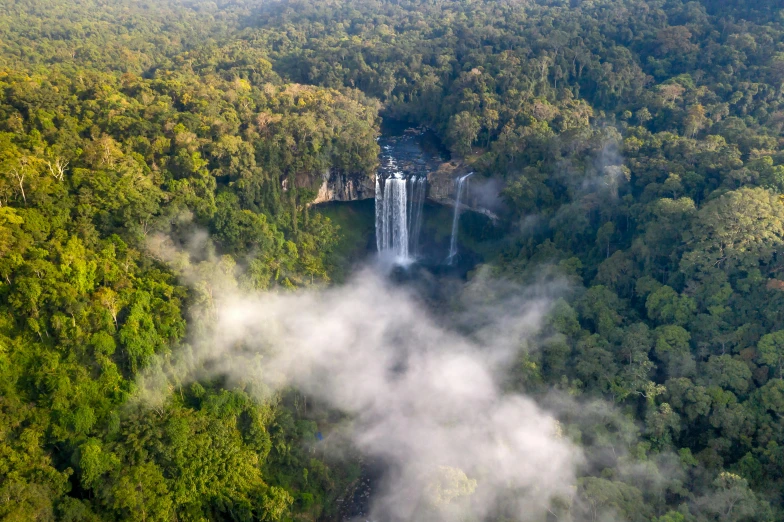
[
  {"x1": 375, "y1": 138, "x2": 430, "y2": 263},
  {"x1": 390, "y1": 177, "x2": 409, "y2": 259},
  {"x1": 409, "y1": 177, "x2": 426, "y2": 257},
  {"x1": 375, "y1": 172, "x2": 427, "y2": 263},
  {"x1": 375, "y1": 174, "x2": 384, "y2": 253},
  {"x1": 376, "y1": 175, "x2": 410, "y2": 260},
  {"x1": 407, "y1": 177, "x2": 414, "y2": 234},
  {"x1": 446, "y1": 172, "x2": 474, "y2": 265}
]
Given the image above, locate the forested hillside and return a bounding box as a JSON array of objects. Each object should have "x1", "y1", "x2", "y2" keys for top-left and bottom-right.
[{"x1": 2, "y1": 0, "x2": 784, "y2": 521}]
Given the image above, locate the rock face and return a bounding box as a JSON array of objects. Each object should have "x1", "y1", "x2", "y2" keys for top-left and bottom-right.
[
  {"x1": 427, "y1": 161, "x2": 501, "y2": 221},
  {"x1": 308, "y1": 160, "x2": 501, "y2": 223},
  {"x1": 311, "y1": 169, "x2": 375, "y2": 204},
  {"x1": 308, "y1": 127, "x2": 501, "y2": 224},
  {"x1": 426, "y1": 161, "x2": 468, "y2": 203}
]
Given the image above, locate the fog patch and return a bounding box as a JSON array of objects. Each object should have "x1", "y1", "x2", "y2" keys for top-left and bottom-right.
[{"x1": 139, "y1": 235, "x2": 582, "y2": 521}]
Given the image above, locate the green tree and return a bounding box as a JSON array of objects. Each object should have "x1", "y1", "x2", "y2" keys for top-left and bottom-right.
[
  {"x1": 682, "y1": 188, "x2": 784, "y2": 275},
  {"x1": 757, "y1": 330, "x2": 784, "y2": 379},
  {"x1": 446, "y1": 111, "x2": 481, "y2": 157},
  {"x1": 646, "y1": 286, "x2": 696, "y2": 327}
]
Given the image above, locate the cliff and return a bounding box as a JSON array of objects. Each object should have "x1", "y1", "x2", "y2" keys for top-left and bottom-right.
[
  {"x1": 308, "y1": 161, "x2": 501, "y2": 224},
  {"x1": 311, "y1": 169, "x2": 375, "y2": 204},
  {"x1": 427, "y1": 162, "x2": 501, "y2": 222}
]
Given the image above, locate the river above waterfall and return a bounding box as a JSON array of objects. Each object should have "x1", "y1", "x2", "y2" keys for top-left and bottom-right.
[
  {"x1": 374, "y1": 121, "x2": 450, "y2": 263},
  {"x1": 377, "y1": 120, "x2": 449, "y2": 177}
]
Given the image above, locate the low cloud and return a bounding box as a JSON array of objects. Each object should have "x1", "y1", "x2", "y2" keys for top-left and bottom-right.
[{"x1": 140, "y1": 236, "x2": 582, "y2": 521}]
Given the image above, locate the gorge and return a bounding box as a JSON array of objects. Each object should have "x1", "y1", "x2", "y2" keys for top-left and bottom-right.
[{"x1": 319, "y1": 123, "x2": 500, "y2": 270}]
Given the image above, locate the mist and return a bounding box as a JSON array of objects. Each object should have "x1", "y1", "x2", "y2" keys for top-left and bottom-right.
[{"x1": 141, "y1": 237, "x2": 582, "y2": 521}]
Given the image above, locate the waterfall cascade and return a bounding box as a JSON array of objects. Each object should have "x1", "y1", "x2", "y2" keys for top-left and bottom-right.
[
  {"x1": 408, "y1": 176, "x2": 426, "y2": 257},
  {"x1": 446, "y1": 172, "x2": 474, "y2": 265},
  {"x1": 375, "y1": 153, "x2": 427, "y2": 262}
]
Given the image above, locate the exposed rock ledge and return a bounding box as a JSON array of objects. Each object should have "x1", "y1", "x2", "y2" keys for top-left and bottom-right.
[
  {"x1": 426, "y1": 161, "x2": 501, "y2": 222},
  {"x1": 310, "y1": 163, "x2": 501, "y2": 223},
  {"x1": 311, "y1": 169, "x2": 375, "y2": 204}
]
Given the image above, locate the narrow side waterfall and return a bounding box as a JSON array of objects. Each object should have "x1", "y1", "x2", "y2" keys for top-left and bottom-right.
[{"x1": 446, "y1": 172, "x2": 474, "y2": 265}]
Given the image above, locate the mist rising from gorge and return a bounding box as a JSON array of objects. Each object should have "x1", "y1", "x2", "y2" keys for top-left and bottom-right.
[{"x1": 140, "y1": 235, "x2": 581, "y2": 521}]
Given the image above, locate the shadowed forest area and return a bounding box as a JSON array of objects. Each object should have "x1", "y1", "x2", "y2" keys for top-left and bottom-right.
[{"x1": 2, "y1": 0, "x2": 784, "y2": 520}]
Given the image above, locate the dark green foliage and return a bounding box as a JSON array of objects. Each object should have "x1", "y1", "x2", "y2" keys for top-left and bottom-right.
[
  {"x1": 3, "y1": 0, "x2": 784, "y2": 520},
  {"x1": 0, "y1": 2, "x2": 377, "y2": 518}
]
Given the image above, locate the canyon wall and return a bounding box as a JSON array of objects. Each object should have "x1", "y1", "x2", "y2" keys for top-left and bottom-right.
[{"x1": 310, "y1": 169, "x2": 375, "y2": 204}]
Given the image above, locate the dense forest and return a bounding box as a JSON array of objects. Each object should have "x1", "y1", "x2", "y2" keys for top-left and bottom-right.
[{"x1": 2, "y1": 0, "x2": 784, "y2": 520}]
